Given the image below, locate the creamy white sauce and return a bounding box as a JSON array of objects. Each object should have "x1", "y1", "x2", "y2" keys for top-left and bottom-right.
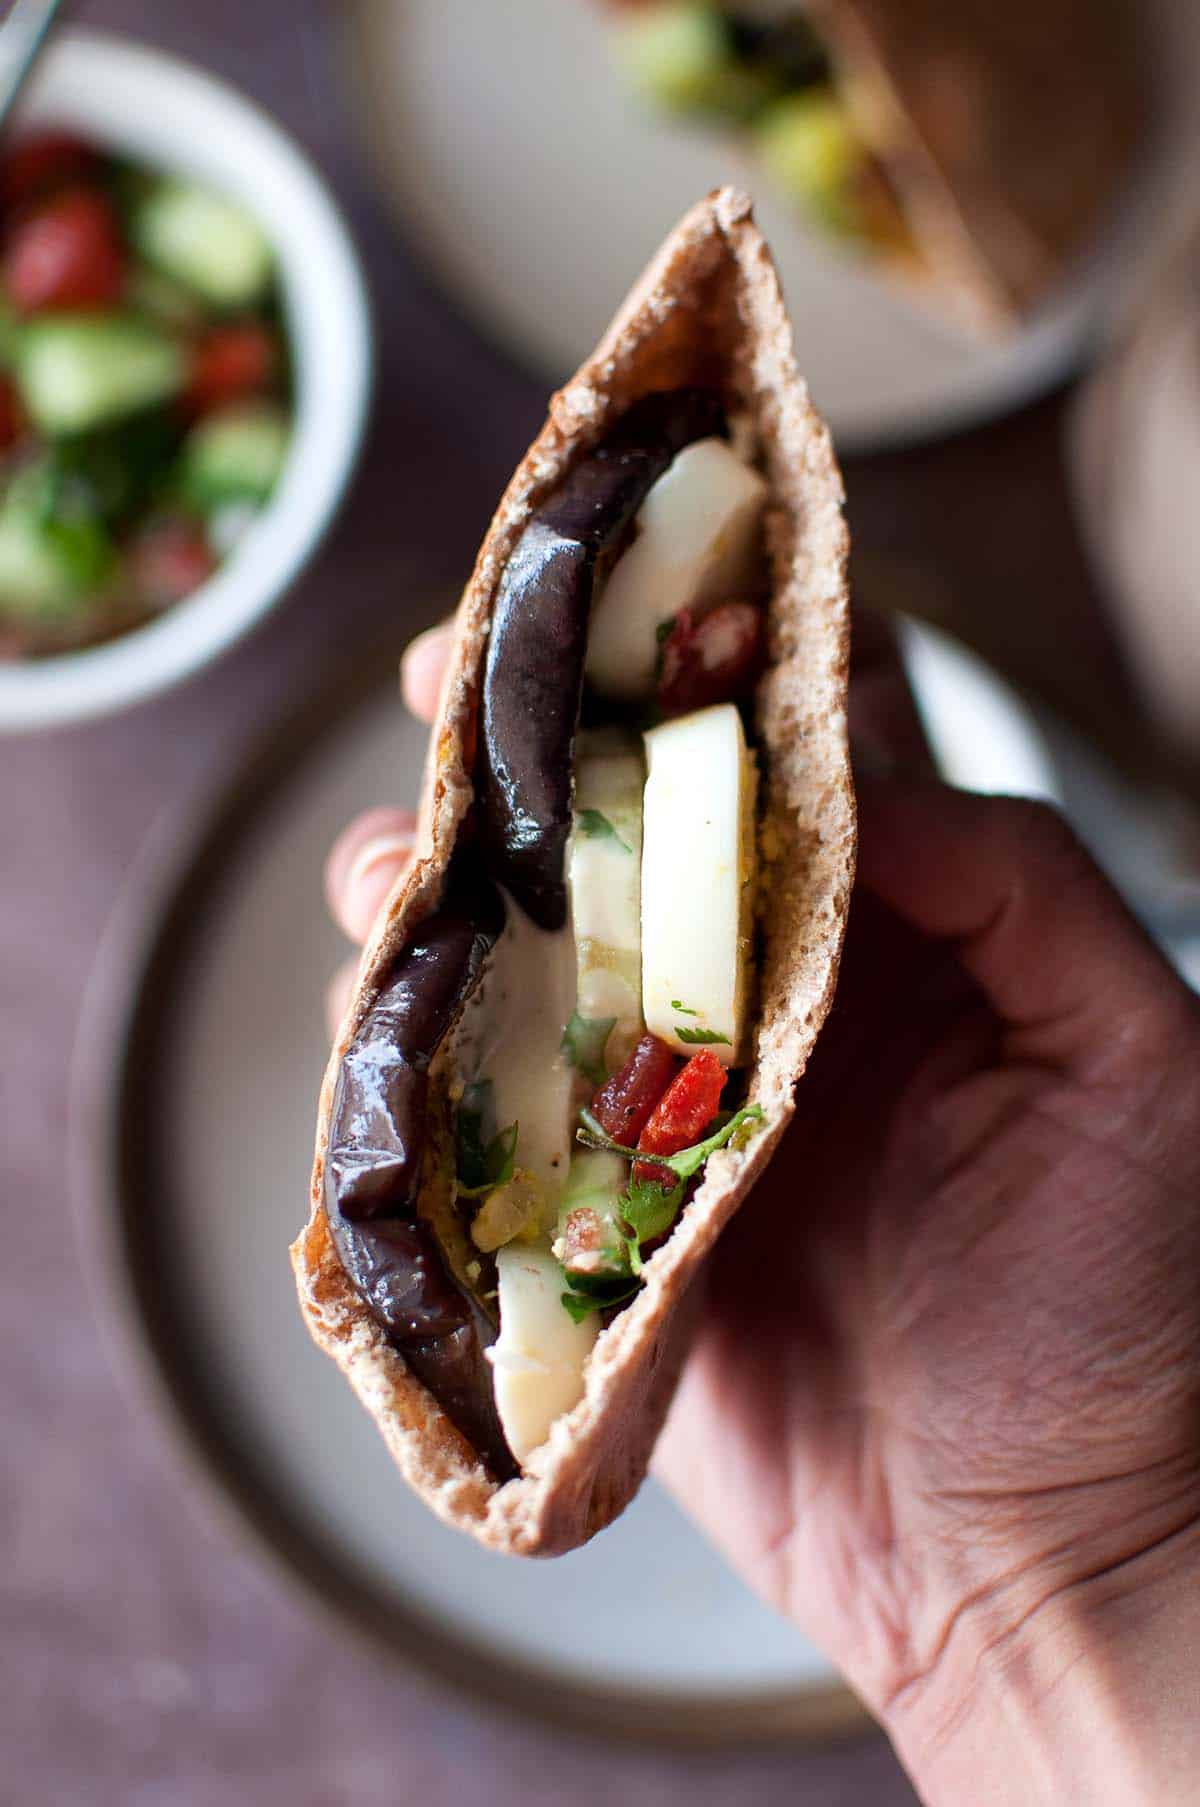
[{"x1": 453, "y1": 893, "x2": 577, "y2": 1225}]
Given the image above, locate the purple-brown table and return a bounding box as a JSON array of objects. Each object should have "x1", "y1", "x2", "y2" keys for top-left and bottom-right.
[{"x1": 4, "y1": 2, "x2": 1151, "y2": 1800}]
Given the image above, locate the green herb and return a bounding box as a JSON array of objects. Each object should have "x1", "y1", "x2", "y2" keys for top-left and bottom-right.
[
  {"x1": 576, "y1": 1102, "x2": 766, "y2": 1254},
  {"x1": 576, "y1": 808, "x2": 631, "y2": 854},
  {"x1": 560, "y1": 1271, "x2": 642, "y2": 1323},
  {"x1": 655, "y1": 618, "x2": 675, "y2": 646},
  {"x1": 622, "y1": 1168, "x2": 686, "y2": 1245},
  {"x1": 457, "y1": 1120, "x2": 518, "y2": 1198},
  {"x1": 578, "y1": 1101, "x2": 762, "y2": 1176},
  {"x1": 455, "y1": 1083, "x2": 519, "y2": 1197},
  {"x1": 561, "y1": 1010, "x2": 617, "y2": 1087},
  {"x1": 676, "y1": 1026, "x2": 732, "y2": 1046},
  {"x1": 454, "y1": 1080, "x2": 493, "y2": 1189},
  {"x1": 671, "y1": 999, "x2": 698, "y2": 1016}
]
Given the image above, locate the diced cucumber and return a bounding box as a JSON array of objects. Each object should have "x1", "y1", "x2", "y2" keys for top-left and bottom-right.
[
  {"x1": 619, "y1": 3, "x2": 728, "y2": 111},
  {"x1": 556, "y1": 1150, "x2": 630, "y2": 1277},
  {"x1": 18, "y1": 316, "x2": 185, "y2": 437},
  {"x1": 125, "y1": 265, "x2": 205, "y2": 331},
  {"x1": 132, "y1": 179, "x2": 274, "y2": 309},
  {"x1": 618, "y1": 2, "x2": 771, "y2": 120},
  {"x1": 180, "y1": 401, "x2": 289, "y2": 509},
  {"x1": 754, "y1": 91, "x2": 868, "y2": 238},
  {"x1": 0, "y1": 462, "x2": 114, "y2": 618},
  {"x1": 0, "y1": 508, "x2": 80, "y2": 616}
]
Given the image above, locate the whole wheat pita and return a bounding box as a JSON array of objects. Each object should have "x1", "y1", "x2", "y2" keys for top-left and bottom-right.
[{"x1": 292, "y1": 188, "x2": 854, "y2": 1556}]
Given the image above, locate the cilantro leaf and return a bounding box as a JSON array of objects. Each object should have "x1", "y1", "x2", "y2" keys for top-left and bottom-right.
[
  {"x1": 676, "y1": 1026, "x2": 732, "y2": 1046},
  {"x1": 456, "y1": 1118, "x2": 519, "y2": 1198},
  {"x1": 658, "y1": 1104, "x2": 765, "y2": 1182},
  {"x1": 671, "y1": 999, "x2": 699, "y2": 1016},
  {"x1": 578, "y1": 1102, "x2": 765, "y2": 1184},
  {"x1": 566, "y1": 1104, "x2": 766, "y2": 1314},
  {"x1": 621, "y1": 1169, "x2": 685, "y2": 1246},
  {"x1": 561, "y1": 1010, "x2": 617, "y2": 1087},
  {"x1": 560, "y1": 1273, "x2": 641, "y2": 1323},
  {"x1": 454, "y1": 1080, "x2": 494, "y2": 1190},
  {"x1": 577, "y1": 808, "x2": 631, "y2": 853}
]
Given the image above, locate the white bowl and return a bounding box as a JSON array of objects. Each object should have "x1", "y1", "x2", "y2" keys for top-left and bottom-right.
[{"x1": 0, "y1": 29, "x2": 372, "y2": 732}]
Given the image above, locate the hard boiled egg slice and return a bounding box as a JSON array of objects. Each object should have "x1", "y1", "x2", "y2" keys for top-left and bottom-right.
[
  {"x1": 641, "y1": 703, "x2": 758, "y2": 1065},
  {"x1": 586, "y1": 437, "x2": 768, "y2": 701},
  {"x1": 489, "y1": 1244, "x2": 600, "y2": 1464}
]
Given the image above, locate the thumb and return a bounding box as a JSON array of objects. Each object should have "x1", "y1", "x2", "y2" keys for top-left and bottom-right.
[{"x1": 855, "y1": 777, "x2": 1194, "y2": 1077}]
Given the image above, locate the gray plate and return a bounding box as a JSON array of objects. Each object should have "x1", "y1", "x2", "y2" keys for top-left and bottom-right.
[{"x1": 71, "y1": 654, "x2": 867, "y2": 1747}]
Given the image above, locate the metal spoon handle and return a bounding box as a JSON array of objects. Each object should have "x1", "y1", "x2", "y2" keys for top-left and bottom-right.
[{"x1": 0, "y1": 0, "x2": 65, "y2": 135}]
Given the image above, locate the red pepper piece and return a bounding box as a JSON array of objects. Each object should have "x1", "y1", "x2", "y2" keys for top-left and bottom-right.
[
  {"x1": 589, "y1": 1033, "x2": 679, "y2": 1146},
  {"x1": 657, "y1": 601, "x2": 765, "y2": 719},
  {"x1": 1, "y1": 132, "x2": 101, "y2": 213},
  {"x1": 635, "y1": 1048, "x2": 727, "y2": 1187},
  {"x1": 130, "y1": 518, "x2": 217, "y2": 610},
  {"x1": 183, "y1": 323, "x2": 277, "y2": 419},
  {"x1": 5, "y1": 188, "x2": 125, "y2": 313}
]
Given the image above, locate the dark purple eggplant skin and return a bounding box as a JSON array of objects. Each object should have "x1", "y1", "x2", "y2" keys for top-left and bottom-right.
[
  {"x1": 331, "y1": 1216, "x2": 516, "y2": 1480},
  {"x1": 326, "y1": 391, "x2": 727, "y2": 1478},
  {"x1": 325, "y1": 892, "x2": 503, "y2": 1225},
  {"x1": 478, "y1": 388, "x2": 726, "y2": 931},
  {"x1": 324, "y1": 879, "x2": 517, "y2": 1479}
]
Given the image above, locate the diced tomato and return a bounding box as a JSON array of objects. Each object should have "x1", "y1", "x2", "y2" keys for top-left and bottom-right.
[
  {"x1": 635, "y1": 1048, "x2": 727, "y2": 1186},
  {"x1": 0, "y1": 374, "x2": 25, "y2": 453},
  {"x1": 1, "y1": 131, "x2": 101, "y2": 213},
  {"x1": 657, "y1": 601, "x2": 765, "y2": 719},
  {"x1": 5, "y1": 189, "x2": 125, "y2": 313},
  {"x1": 130, "y1": 518, "x2": 217, "y2": 609},
  {"x1": 183, "y1": 323, "x2": 276, "y2": 418},
  {"x1": 589, "y1": 1034, "x2": 679, "y2": 1146}
]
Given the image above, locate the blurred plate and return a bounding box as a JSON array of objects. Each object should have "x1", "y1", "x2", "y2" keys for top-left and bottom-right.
[
  {"x1": 72, "y1": 625, "x2": 1052, "y2": 1744},
  {"x1": 345, "y1": 0, "x2": 1200, "y2": 453}
]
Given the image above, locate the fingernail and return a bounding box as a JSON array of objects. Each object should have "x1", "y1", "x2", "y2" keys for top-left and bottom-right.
[
  {"x1": 342, "y1": 832, "x2": 414, "y2": 942},
  {"x1": 401, "y1": 621, "x2": 453, "y2": 719}
]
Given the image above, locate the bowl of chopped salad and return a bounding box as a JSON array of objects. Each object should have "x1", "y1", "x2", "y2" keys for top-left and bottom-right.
[{"x1": 0, "y1": 30, "x2": 370, "y2": 730}]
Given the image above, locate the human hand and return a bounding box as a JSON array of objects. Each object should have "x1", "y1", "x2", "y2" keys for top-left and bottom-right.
[{"x1": 325, "y1": 617, "x2": 1200, "y2": 1805}]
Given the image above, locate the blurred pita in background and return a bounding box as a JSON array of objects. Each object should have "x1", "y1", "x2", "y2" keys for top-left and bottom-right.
[
  {"x1": 605, "y1": 0, "x2": 1147, "y2": 333},
  {"x1": 1071, "y1": 215, "x2": 1200, "y2": 768}
]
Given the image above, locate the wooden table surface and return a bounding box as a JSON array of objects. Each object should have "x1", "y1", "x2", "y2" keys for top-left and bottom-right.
[{"x1": 2, "y1": 1, "x2": 1154, "y2": 1801}]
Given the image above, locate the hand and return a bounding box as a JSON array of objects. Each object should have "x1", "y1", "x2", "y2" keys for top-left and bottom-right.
[{"x1": 325, "y1": 618, "x2": 1200, "y2": 1805}]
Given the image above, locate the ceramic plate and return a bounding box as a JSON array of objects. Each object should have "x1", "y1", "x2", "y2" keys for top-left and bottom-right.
[
  {"x1": 345, "y1": 0, "x2": 1200, "y2": 453},
  {"x1": 72, "y1": 626, "x2": 1053, "y2": 1742}
]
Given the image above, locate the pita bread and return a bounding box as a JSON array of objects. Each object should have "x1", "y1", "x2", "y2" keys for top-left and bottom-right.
[
  {"x1": 815, "y1": 0, "x2": 1145, "y2": 329},
  {"x1": 292, "y1": 188, "x2": 853, "y2": 1556}
]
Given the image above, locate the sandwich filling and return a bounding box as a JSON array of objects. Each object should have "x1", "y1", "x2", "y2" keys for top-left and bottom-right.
[
  {"x1": 324, "y1": 389, "x2": 774, "y2": 1479},
  {"x1": 611, "y1": 3, "x2": 916, "y2": 263}
]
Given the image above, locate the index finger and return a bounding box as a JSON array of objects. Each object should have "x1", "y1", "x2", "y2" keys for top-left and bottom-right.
[
  {"x1": 848, "y1": 603, "x2": 935, "y2": 778},
  {"x1": 856, "y1": 776, "x2": 1193, "y2": 1074},
  {"x1": 401, "y1": 620, "x2": 454, "y2": 724}
]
